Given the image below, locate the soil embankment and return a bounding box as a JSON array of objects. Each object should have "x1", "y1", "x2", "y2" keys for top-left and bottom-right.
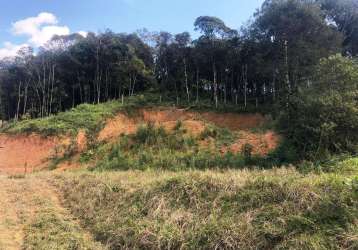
[
  {"x1": 0, "y1": 134, "x2": 59, "y2": 174},
  {"x1": 0, "y1": 108, "x2": 281, "y2": 174}
]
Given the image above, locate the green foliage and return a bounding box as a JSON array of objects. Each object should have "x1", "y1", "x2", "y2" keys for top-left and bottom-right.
[
  {"x1": 199, "y1": 124, "x2": 237, "y2": 147},
  {"x1": 1, "y1": 101, "x2": 124, "y2": 136},
  {"x1": 280, "y1": 55, "x2": 358, "y2": 160},
  {"x1": 93, "y1": 123, "x2": 249, "y2": 171},
  {"x1": 241, "y1": 143, "x2": 254, "y2": 159}
]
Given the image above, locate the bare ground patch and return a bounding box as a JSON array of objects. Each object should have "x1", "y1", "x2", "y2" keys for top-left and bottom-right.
[{"x1": 0, "y1": 174, "x2": 104, "y2": 250}]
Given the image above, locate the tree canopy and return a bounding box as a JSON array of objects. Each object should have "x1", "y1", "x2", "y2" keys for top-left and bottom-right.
[{"x1": 0, "y1": 0, "x2": 357, "y2": 132}]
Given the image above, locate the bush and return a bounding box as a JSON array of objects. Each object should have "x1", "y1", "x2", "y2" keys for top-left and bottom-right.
[
  {"x1": 280, "y1": 55, "x2": 358, "y2": 160},
  {"x1": 94, "y1": 124, "x2": 249, "y2": 171}
]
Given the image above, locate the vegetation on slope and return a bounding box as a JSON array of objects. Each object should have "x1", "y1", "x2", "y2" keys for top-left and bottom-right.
[
  {"x1": 0, "y1": 94, "x2": 266, "y2": 136},
  {"x1": 53, "y1": 161, "x2": 358, "y2": 249},
  {"x1": 80, "y1": 120, "x2": 292, "y2": 172},
  {"x1": 280, "y1": 55, "x2": 358, "y2": 160},
  {"x1": 1, "y1": 101, "x2": 123, "y2": 136}
]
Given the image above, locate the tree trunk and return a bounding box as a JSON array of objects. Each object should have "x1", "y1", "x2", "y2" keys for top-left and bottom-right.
[
  {"x1": 16, "y1": 81, "x2": 22, "y2": 121},
  {"x1": 244, "y1": 65, "x2": 248, "y2": 108},
  {"x1": 23, "y1": 80, "x2": 30, "y2": 116},
  {"x1": 49, "y1": 64, "x2": 55, "y2": 114},
  {"x1": 213, "y1": 63, "x2": 218, "y2": 109},
  {"x1": 184, "y1": 59, "x2": 190, "y2": 103},
  {"x1": 284, "y1": 40, "x2": 291, "y2": 109},
  {"x1": 196, "y1": 68, "x2": 199, "y2": 103}
]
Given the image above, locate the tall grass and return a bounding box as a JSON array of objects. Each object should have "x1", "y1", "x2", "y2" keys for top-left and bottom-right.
[
  {"x1": 52, "y1": 166, "x2": 358, "y2": 249},
  {"x1": 93, "y1": 123, "x2": 248, "y2": 171},
  {"x1": 1, "y1": 101, "x2": 124, "y2": 136}
]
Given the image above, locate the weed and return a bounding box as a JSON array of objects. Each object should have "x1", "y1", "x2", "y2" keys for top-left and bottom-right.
[{"x1": 54, "y1": 168, "x2": 358, "y2": 249}]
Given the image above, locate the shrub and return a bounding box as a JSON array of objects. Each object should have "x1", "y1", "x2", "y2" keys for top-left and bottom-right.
[{"x1": 280, "y1": 55, "x2": 358, "y2": 160}]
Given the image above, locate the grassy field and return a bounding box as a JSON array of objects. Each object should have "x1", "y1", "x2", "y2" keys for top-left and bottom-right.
[
  {"x1": 50, "y1": 161, "x2": 358, "y2": 249},
  {"x1": 0, "y1": 175, "x2": 104, "y2": 250}
]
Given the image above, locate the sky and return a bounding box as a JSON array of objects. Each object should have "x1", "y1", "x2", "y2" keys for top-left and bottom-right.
[{"x1": 0, "y1": 0, "x2": 264, "y2": 58}]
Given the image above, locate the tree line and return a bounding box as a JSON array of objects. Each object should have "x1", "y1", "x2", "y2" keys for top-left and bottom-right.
[{"x1": 0, "y1": 0, "x2": 357, "y2": 120}]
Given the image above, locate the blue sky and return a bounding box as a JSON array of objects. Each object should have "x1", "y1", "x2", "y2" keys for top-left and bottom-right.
[{"x1": 0, "y1": 0, "x2": 264, "y2": 58}]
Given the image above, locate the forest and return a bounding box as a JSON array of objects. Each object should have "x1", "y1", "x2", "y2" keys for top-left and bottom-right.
[
  {"x1": 1, "y1": 1, "x2": 358, "y2": 248},
  {"x1": 1, "y1": 0, "x2": 358, "y2": 159}
]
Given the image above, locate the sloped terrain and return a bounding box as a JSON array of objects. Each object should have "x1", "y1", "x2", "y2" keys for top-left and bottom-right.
[
  {"x1": 0, "y1": 102, "x2": 357, "y2": 249},
  {"x1": 0, "y1": 106, "x2": 280, "y2": 174},
  {"x1": 0, "y1": 134, "x2": 59, "y2": 174},
  {"x1": 99, "y1": 107, "x2": 280, "y2": 156}
]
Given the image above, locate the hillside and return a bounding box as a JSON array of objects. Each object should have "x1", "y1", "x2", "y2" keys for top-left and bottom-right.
[
  {"x1": 1, "y1": 0, "x2": 358, "y2": 248},
  {"x1": 0, "y1": 98, "x2": 357, "y2": 249},
  {"x1": 0, "y1": 98, "x2": 281, "y2": 174}
]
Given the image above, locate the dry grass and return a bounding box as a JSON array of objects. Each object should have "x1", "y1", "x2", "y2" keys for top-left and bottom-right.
[
  {"x1": 0, "y1": 175, "x2": 104, "y2": 250},
  {"x1": 50, "y1": 166, "x2": 358, "y2": 249}
]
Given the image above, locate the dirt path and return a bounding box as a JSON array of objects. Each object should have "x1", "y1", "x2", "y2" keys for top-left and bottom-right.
[{"x1": 0, "y1": 174, "x2": 104, "y2": 250}]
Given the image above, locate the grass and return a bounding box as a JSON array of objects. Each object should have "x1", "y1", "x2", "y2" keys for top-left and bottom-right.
[
  {"x1": 199, "y1": 124, "x2": 237, "y2": 147},
  {"x1": 1, "y1": 101, "x2": 124, "y2": 136},
  {"x1": 86, "y1": 123, "x2": 294, "y2": 171},
  {"x1": 0, "y1": 93, "x2": 271, "y2": 137},
  {"x1": 24, "y1": 206, "x2": 104, "y2": 250},
  {"x1": 52, "y1": 163, "x2": 358, "y2": 250},
  {"x1": 0, "y1": 174, "x2": 105, "y2": 250},
  {"x1": 91, "y1": 123, "x2": 249, "y2": 171},
  {"x1": 2, "y1": 91, "x2": 358, "y2": 249}
]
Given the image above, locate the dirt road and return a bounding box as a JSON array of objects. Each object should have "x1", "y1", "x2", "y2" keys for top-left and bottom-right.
[{"x1": 0, "y1": 174, "x2": 104, "y2": 250}]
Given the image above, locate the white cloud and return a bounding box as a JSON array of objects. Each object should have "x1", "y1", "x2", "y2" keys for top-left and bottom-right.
[
  {"x1": 77, "y1": 31, "x2": 88, "y2": 37},
  {"x1": 12, "y1": 12, "x2": 58, "y2": 36},
  {"x1": 30, "y1": 25, "x2": 70, "y2": 46},
  {"x1": 0, "y1": 12, "x2": 87, "y2": 59},
  {"x1": 11, "y1": 12, "x2": 70, "y2": 47},
  {"x1": 0, "y1": 42, "x2": 29, "y2": 59}
]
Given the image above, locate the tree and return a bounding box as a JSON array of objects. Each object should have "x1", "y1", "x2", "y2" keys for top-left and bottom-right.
[
  {"x1": 280, "y1": 55, "x2": 358, "y2": 159},
  {"x1": 175, "y1": 32, "x2": 192, "y2": 103},
  {"x1": 251, "y1": 0, "x2": 342, "y2": 109},
  {"x1": 320, "y1": 0, "x2": 358, "y2": 56},
  {"x1": 194, "y1": 16, "x2": 237, "y2": 108}
]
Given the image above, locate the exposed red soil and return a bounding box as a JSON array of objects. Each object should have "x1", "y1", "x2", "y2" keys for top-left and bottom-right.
[
  {"x1": 100, "y1": 108, "x2": 280, "y2": 156},
  {"x1": 0, "y1": 108, "x2": 281, "y2": 174},
  {"x1": 200, "y1": 112, "x2": 266, "y2": 131},
  {"x1": 0, "y1": 134, "x2": 59, "y2": 174},
  {"x1": 56, "y1": 156, "x2": 83, "y2": 172},
  {"x1": 100, "y1": 108, "x2": 267, "y2": 140},
  {"x1": 225, "y1": 131, "x2": 280, "y2": 156},
  {"x1": 0, "y1": 131, "x2": 88, "y2": 175},
  {"x1": 141, "y1": 109, "x2": 206, "y2": 135},
  {"x1": 98, "y1": 113, "x2": 137, "y2": 142},
  {"x1": 76, "y1": 130, "x2": 88, "y2": 152},
  {"x1": 140, "y1": 108, "x2": 266, "y2": 131},
  {"x1": 141, "y1": 108, "x2": 196, "y2": 123}
]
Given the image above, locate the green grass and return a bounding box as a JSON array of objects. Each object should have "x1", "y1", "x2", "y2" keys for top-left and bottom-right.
[
  {"x1": 91, "y1": 123, "x2": 249, "y2": 171},
  {"x1": 86, "y1": 123, "x2": 294, "y2": 171},
  {"x1": 24, "y1": 206, "x2": 104, "y2": 250},
  {"x1": 199, "y1": 124, "x2": 237, "y2": 147},
  {"x1": 52, "y1": 163, "x2": 358, "y2": 250},
  {"x1": 0, "y1": 94, "x2": 166, "y2": 136},
  {"x1": 0, "y1": 93, "x2": 271, "y2": 137},
  {"x1": 1, "y1": 101, "x2": 124, "y2": 136}
]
